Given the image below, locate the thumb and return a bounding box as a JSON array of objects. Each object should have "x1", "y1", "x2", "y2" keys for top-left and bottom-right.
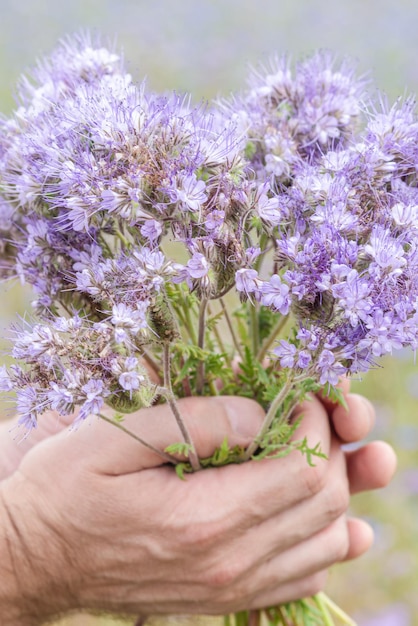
[{"x1": 37, "y1": 396, "x2": 266, "y2": 475}]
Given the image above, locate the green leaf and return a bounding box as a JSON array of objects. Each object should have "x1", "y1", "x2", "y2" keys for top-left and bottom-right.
[
  {"x1": 206, "y1": 310, "x2": 224, "y2": 332},
  {"x1": 258, "y1": 306, "x2": 279, "y2": 343},
  {"x1": 165, "y1": 442, "x2": 194, "y2": 457},
  {"x1": 175, "y1": 462, "x2": 192, "y2": 480},
  {"x1": 322, "y1": 383, "x2": 349, "y2": 410},
  {"x1": 297, "y1": 437, "x2": 328, "y2": 467}
]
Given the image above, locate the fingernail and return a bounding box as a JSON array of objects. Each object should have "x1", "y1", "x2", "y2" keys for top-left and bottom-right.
[
  {"x1": 224, "y1": 398, "x2": 264, "y2": 438},
  {"x1": 353, "y1": 394, "x2": 376, "y2": 428}
]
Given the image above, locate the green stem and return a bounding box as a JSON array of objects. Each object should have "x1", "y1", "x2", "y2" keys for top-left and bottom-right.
[
  {"x1": 313, "y1": 593, "x2": 335, "y2": 626},
  {"x1": 275, "y1": 607, "x2": 291, "y2": 626},
  {"x1": 257, "y1": 314, "x2": 289, "y2": 363},
  {"x1": 162, "y1": 343, "x2": 201, "y2": 471},
  {"x1": 207, "y1": 302, "x2": 231, "y2": 361},
  {"x1": 196, "y1": 298, "x2": 208, "y2": 395},
  {"x1": 209, "y1": 379, "x2": 219, "y2": 396},
  {"x1": 254, "y1": 232, "x2": 269, "y2": 273},
  {"x1": 315, "y1": 593, "x2": 357, "y2": 625},
  {"x1": 249, "y1": 301, "x2": 260, "y2": 356},
  {"x1": 224, "y1": 617, "x2": 232, "y2": 626},
  {"x1": 243, "y1": 375, "x2": 295, "y2": 460},
  {"x1": 114, "y1": 229, "x2": 131, "y2": 248},
  {"x1": 234, "y1": 612, "x2": 249, "y2": 626},
  {"x1": 182, "y1": 294, "x2": 198, "y2": 345},
  {"x1": 172, "y1": 299, "x2": 197, "y2": 343},
  {"x1": 98, "y1": 413, "x2": 176, "y2": 464},
  {"x1": 220, "y1": 298, "x2": 244, "y2": 359}
]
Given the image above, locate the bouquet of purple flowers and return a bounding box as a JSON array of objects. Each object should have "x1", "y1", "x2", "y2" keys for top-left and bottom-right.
[{"x1": 1, "y1": 34, "x2": 418, "y2": 625}]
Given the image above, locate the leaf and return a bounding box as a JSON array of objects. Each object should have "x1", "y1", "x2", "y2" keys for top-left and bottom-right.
[
  {"x1": 322, "y1": 383, "x2": 349, "y2": 410},
  {"x1": 165, "y1": 442, "x2": 194, "y2": 457},
  {"x1": 258, "y1": 306, "x2": 279, "y2": 343},
  {"x1": 297, "y1": 437, "x2": 328, "y2": 466},
  {"x1": 175, "y1": 462, "x2": 192, "y2": 480},
  {"x1": 206, "y1": 310, "x2": 224, "y2": 332}
]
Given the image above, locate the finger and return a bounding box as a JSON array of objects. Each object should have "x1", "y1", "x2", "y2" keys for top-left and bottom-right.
[
  {"x1": 4, "y1": 409, "x2": 75, "y2": 464},
  {"x1": 249, "y1": 517, "x2": 372, "y2": 609},
  {"x1": 113, "y1": 394, "x2": 335, "y2": 540},
  {"x1": 174, "y1": 398, "x2": 335, "y2": 535},
  {"x1": 44, "y1": 396, "x2": 266, "y2": 473},
  {"x1": 346, "y1": 440, "x2": 397, "y2": 494},
  {"x1": 242, "y1": 516, "x2": 349, "y2": 608},
  {"x1": 332, "y1": 393, "x2": 376, "y2": 443},
  {"x1": 217, "y1": 438, "x2": 348, "y2": 563},
  {"x1": 343, "y1": 517, "x2": 374, "y2": 560},
  {"x1": 290, "y1": 393, "x2": 332, "y2": 456},
  {"x1": 247, "y1": 570, "x2": 328, "y2": 610}
]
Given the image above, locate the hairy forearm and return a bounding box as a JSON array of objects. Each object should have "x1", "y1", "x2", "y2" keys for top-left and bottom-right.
[{"x1": 0, "y1": 481, "x2": 38, "y2": 624}]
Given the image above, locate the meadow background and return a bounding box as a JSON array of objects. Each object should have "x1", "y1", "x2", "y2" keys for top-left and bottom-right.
[{"x1": 1, "y1": 1, "x2": 418, "y2": 624}]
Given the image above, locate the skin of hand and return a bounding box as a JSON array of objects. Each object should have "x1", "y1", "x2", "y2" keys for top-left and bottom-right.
[{"x1": 0, "y1": 388, "x2": 396, "y2": 625}]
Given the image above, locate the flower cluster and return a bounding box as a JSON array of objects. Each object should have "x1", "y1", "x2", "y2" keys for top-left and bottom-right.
[
  {"x1": 0, "y1": 313, "x2": 154, "y2": 432},
  {"x1": 221, "y1": 51, "x2": 367, "y2": 182},
  {"x1": 234, "y1": 97, "x2": 418, "y2": 385},
  {"x1": 1, "y1": 34, "x2": 418, "y2": 432},
  {"x1": 2, "y1": 33, "x2": 418, "y2": 626}
]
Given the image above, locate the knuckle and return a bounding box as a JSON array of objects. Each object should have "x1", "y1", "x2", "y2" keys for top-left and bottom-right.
[
  {"x1": 324, "y1": 481, "x2": 350, "y2": 521},
  {"x1": 302, "y1": 461, "x2": 327, "y2": 498},
  {"x1": 204, "y1": 557, "x2": 246, "y2": 590}
]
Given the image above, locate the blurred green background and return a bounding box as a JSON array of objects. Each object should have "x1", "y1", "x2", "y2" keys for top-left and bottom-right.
[{"x1": 1, "y1": 1, "x2": 418, "y2": 624}]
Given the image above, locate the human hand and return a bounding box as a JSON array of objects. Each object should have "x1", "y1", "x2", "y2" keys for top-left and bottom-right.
[
  {"x1": 320, "y1": 378, "x2": 396, "y2": 494},
  {"x1": 0, "y1": 410, "x2": 74, "y2": 481},
  {"x1": 0, "y1": 392, "x2": 395, "y2": 624}
]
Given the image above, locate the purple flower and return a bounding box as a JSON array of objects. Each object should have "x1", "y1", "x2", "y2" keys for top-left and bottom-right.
[
  {"x1": 175, "y1": 174, "x2": 208, "y2": 212},
  {"x1": 118, "y1": 358, "x2": 145, "y2": 393},
  {"x1": 245, "y1": 247, "x2": 261, "y2": 265},
  {"x1": 140, "y1": 219, "x2": 163, "y2": 243},
  {"x1": 297, "y1": 350, "x2": 312, "y2": 369},
  {"x1": 0, "y1": 366, "x2": 13, "y2": 392},
  {"x1": 78, "y1": 379, "x2": 106, "y2": 420},
  {"x1": 16, "y1": 387, "x2": 39, "y2": 432},
  {"x1": 119, "y1": 371, "x2": 143, "y2": 392},
  {"x1": 48, "y1": 383, "x2": 75, "y2": 416},
  {"x1": 260, "y1": 274, "x2": 290, "y2": 315},
  {"x1": 186, "y1": 252, "x2": 210, "y2": 279},
  {"x1": 274, "y1": 341, "x2": 297, "y2": 368},
  {"x1": 110, "y1": 303, "x2": 148, "y2": 342},
  {"x1": 364, "y1": 226, "x2": 406, "y2": 277},
  {"x1": 256, "y1": 191, "x2": 282, "y2": 226},
  {"x1": 317, "y1": 350, "x2": 347, "y2": 385},
  {"x1": 205, "y1": 210, "x2": 225, "y2": 232},
  {"x1": 332, "y1": 269, "x2": 373, "y2": 326},
  {"x1": 235, "y1": 268, "x2": 260, "y2": 297}
]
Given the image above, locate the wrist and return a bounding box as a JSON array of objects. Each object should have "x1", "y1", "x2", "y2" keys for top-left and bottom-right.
[{"x1": 0, "y1": 473, "x2": 74, "y2": 624}]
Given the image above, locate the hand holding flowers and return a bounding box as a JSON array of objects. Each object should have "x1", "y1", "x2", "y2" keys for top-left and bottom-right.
[
  {"x1": 0, "y1": 34, "x2": 409, "y2": 624},
  {"x1": 0, "y1": 385, "x2": 395, "y2": 625}
]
